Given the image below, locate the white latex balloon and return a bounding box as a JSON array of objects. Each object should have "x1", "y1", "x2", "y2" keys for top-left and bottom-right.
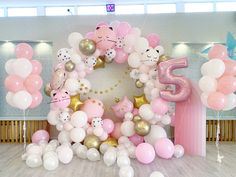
[
  {"x1": 76, "y1": 145, "x2": 88, "y2": 159},
  {"x1": 174, "y1": 144, "x2": 184, "y2": 158},
  {"x1": 119, "y1": 166, "x2": 134, "y2": 177},
  {"x1": 87, "y1": 148, "x2": 100, "y2": 161},
  {"x1": 57, "y1": 145, "x2": 73, "y2": 164},
  {"x1": 6, "y1": 91, "x2": 16, "y2": 107},
  {"x1": 99, "y1": 143, "x2": 111, "y2": 154},
  {"x1": 139, "y1": 73, "x2": 149, "y2": 83},
  {"x1": 200, "y1": 61, "x2": 209, "y2": 76},
  {"x1": 198, "y1": 76, "x2": 217, "y2": 93},
  {"x1": 58, "y1": 131, "x2": 71, "y2": 144},
  {"x1": 223, "y1": 93, "x2": 236, "y2": 111},
  {"x1": 13, "y1": 91, "x2": 32, "y2": 110},
  {"x1": 127, "y1": 146, "x2": 136, "y2": 159},
  {"x1": 99, "y1": 131, "x2": 108, "y2": 141},
  {"x1": 117, "y1": 155, "x2": 130, "y2": 167},
  {"x1": 13, "y1": 58, "x2": 32, "y2": 78},
  {"x1": 49, "y1": 140, "x2": 59, "y2": 149},
  {"x1": 103, "y1": 149, "x2": 117, "y2": 167},
  {"x1": 71, "y1": 111, "x2": 88, "y2": 128},
  {"x1": 149, "y1": 171, "x2": 165, "y2": 177},
  {"x1": 43, "y1": 155, "x2": 59, "y2": 171},
  {"x1": 200, "y1": 93, "x2": 209, "y2": 107},
  {"x1": 5, "y1": 59, "x2": 15, "y2": 75},
  {"x1": 117, "y1": 149, "x2": 129, "y2": 157},
  {"x1": 47, "y1": 110, "x2": 59, "y2": 126},
  {"x1": 77, "y1": 79, "x2": 91, "y2": 94},
  {"x1": 56, "y1": 122, "x2": 64, "y2": 131},
  {"x1": 118, "y1": 136, "x2": 130, "y2": 144},
  {"x1": 161, "y1": 115, "x2": 171, "y2": 125},
  {"x1": 128, "y1": 52, "x2": 141, "y2": 68},
  {"x1": 64, "y1": 78, "x2": 80, "y2": 94},
  {"x1": 134, "y1": 37, "x2": 149, "y2": 53},
  {"x1": 27, "y1": 145, "x2": 43, "y2": 156},
  {"x1": 203, "y1": 59, "x2": 225, "y2": 78},
  {"x1": 26, "y1": 154, "x2": 42, "y2": 168},
  {"x1": 68, "y1": 32, "x2": 83, "y2": 48},
  {"x1": 70, "y1": 127, "x2": 86, "y2": 143},
  {"x1": 144, "y1": 125, "x2": 167, "y2": 146},
  {"x1": 139, "y1": 104, "x2": 154, "y2": 121},
  {"x1": 72, "y1": 142, "x2": 81, "y2": 154},
  {"x1": 93, "y1": 127, "x2": 104, "y2": 137},
  {"x1": 124, "y1": 112, "x2": 133, "y2": 121},
  {"x1": 120, "y1": 121, "x2": 135, "y2": 137},
  {"x1": 71, "y1": 53, "x2": 82, "y2": 64}
]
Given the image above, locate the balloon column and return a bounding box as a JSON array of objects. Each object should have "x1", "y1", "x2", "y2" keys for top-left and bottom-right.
[{"x1": 26, "y1": 22, "x2": 187, "y2": 177}]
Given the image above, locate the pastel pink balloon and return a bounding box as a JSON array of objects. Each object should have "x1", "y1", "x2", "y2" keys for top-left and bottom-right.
[
  {"x1": 32, "y1": 130, "x2": 49, "y2": 144},
  {"x1": 112, "y1": 96, "x2": 134, "y2": 118},
  {"x1": 111, "y1": 122, "x2": 122, "y2": 139},
  {"x1": 4, "y1": 75, "x2": 24, "y2": 92},
  {"x1": 129, "y1": 134, "x2": 144, "y2": 146},
  {"x1": 52, "y1": 90, "x2": 70, "y2": 109},
  {"x1": 217, "y1": 76, "x2": 236, "y2": 94},
  {"x1": 24, "y1": 74, "x2": 43, "y2": 93},
  {"x1": 102, "y1": 119, "x2": 114, "y2": 134},
  {"x1": 132, "y1": 108, "x2": 139, "y2": 116},
  {"x1": 15, "y1": 43, "x2": 33, "y2": 59},
  {"x1": 116, "y1": 22, "x2": 131, "y2": 37},
  {"x1": 207, "y1": 92, "x2": 226, "y2": 111},
  {"x1": 30, "y1": 91, "x2": 43, "y2": 109},
  {"x1": 114, "y1": 48, "x2": 128, "y2": 64},
  {"x1": 85, "y1": 32, "x2": 94, "y2": 40},
  {"x1": 223, "y1": 59, "x2": 236, "y2": 76},
  {"x1": 208, "y1": 44, "x2": 228, "y2": 60},
  {"x1": 146, "y1": 33, "x2": 160, "y2": 48},
  {"x1": 151, "y1": 98, "x2": 168, "y2": 115},
  {"x1": 80, "y1": 99, "x2": 104, "y2": 122},
  {"x1": 154, "y1": 138, "x2": 174, "y2": 159},
  {"x1": 135, "y1": 143, "x2": 156, "y2": 164},
  {"x1": 31, "y1": 60, "x2": 42, "y2": 74}
]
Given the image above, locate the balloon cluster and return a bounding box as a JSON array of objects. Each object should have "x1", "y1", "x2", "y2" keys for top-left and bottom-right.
[
  {"x1": 4, "y1": 43, "x2": 43, "y2": 110},
  {"x1": 25, "y1": 21, "x2": 185, "y2": 177},
  {"x1": 199, "y1": 44, "x2": 236, "y2": 111}
]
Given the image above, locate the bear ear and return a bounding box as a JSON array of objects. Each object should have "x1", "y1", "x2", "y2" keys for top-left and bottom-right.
[
  {"x1": 96, "y1": 26, "x2": 100, "y2": 30},
  {"x1": 109, "y1": 27, "x2": 113, "y2": 31}
]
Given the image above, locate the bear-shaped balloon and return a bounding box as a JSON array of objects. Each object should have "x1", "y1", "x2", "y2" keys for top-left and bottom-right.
[
  {"x1": 50, "y1": 68, "x2": 67, "y2": 90},
  {"x1": 58, "y1": 111, "x2": 71, "y2": 123},
  {"x1": 141, "y1": 46, "x2": 164, "y2": 66},
  {"x1": 51, "y1": 90, "x2": 70, "y2": 109},
  {"x1": 94, "y1": 25, "x2": 116, "y2": 51}
]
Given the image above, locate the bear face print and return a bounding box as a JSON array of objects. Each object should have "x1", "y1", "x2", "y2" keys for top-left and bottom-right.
[
  {"x1": 91, "y1": 117, "x2": 103, "y2": 128},
  {"x1": 105, "y1": 48, "x2": 116, "y2": 62},
  {"x1": 58, "y1": 111, "x2": 71, "y2": 123},
  {"x1": 141, "y1": 46, "x2": 164, "y2": 66},
  {"x1": 84, "y1": 56, "x2": 97, "y2": 68}
]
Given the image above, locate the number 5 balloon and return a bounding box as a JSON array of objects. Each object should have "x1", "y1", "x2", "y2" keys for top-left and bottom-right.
[{"x1": 157, "y1": 58, "x2": 191, "y2": 102}]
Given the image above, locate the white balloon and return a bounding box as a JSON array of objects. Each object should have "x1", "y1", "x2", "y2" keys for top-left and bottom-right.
[
  {"x1": 27, "y1": 145, "x2": 43, "y2": 156},
  {"x1": 119, "y1": 166, "x2": 134, "y2": 177},
  {"x1": 223, "y1": 93, "x2": 236, "y2": 111},
  {"x1": 87, "y1": 148, "x2": 100, "y2": 161},
  {"x1": 47, "y1": 110, "x2": 59, "y2": 125},
  {"x1": 161, "y1": 115, "x2": 171, "y2": 125},
  {"x1": 118, "y1": 136, "x2": 130, "y2": 144},
  {"x1": 139, "y1": 73, "x2": 149, "y2": 83},
  {"x1": 149, "y1": 171, "x2": 165, "y2": 177},
  {"x1": 70, "y1": 127, "x2": 86, "y2": 143},
  {"x1": 127, "y1": 146, "x2": 136, "y2": 159},
  {"x1": 200, "y1": 93, "x2": 209, "y2": 107},
  {"x1": 13, "y1": 91, "x2": 32, "y2": 110},
  {"x1": 64, "y1": 78, "x2": 80, "y2": 94},
  {"x1": 57, "y1": 145, "x2": 73, "y2": 164},
  {"x1": 120, "y1": 121, "x2": 135, "y2": 137},
  {"x1": 6, "y1": 91, "x2": 15, "y2": 107},
  {"x1": 71, "y1": 111, "x2": 88, "y2": 128},
  {"x1": 117, "y1": 155, "x2": 130, "y2": 167},
  {"x1": 144, "y1": 125, "x2": 167, "y2": 146},
  {"x1": 5, "y1": 59, "x2": 15, "y2": 75},
  {"x1": 134, "y1": 37, "x2": 149, "y2": 53},
  {"x1": 43, "y1": 145, "x2": 56, "y2": 154},
  {"x1": 13, "y1": 58, "x2": 32, "y2": 78},
  {"x1": 117, "y1": 149, "x2": 129, "y2": 157},
  {"x1": 57, "y1": 48, "x2": 72, "y2": 63},
  {"x1": 26, "y1": 154, "x2": 42, "y2": 168},
  {"x1": 43, "y1": 155, "x2": 59, "y2": 171},
  {"x1": 139, "y1": 104, "x2": 154, "y2": 121},
  {"x1": 103, "y1": 149, "x2": 117, "y2": 167},
  {"x1": 43, "y1": 151, "x2": 58, "y2": 160},
  {"x1": 200, "y1": 61, "x2": 210, "y2": 76},
  {"x1": 56, "y1": 122, "x2": 64, "y2": 131},
  {"x1": 130, "y1": 27, "x2": 141, "y2": 37},
  {"x1": 68, "y1": 32, "x2": 83, "y2": 48},
  {"x1": 198, "y1": 76, "x2": 217, "y2": 93},
  {"x1": 76, "y1": 145, "x2": 88, "y2": 159},
  {"x1": 58, "y1": 131, "x2": 71, "y2": 144},
  {"x1": 174, "y1": 144, "x2": 184, "y2": 158},
  {"x1": 124, "y1": 112, "x2": 133, "y2": 121},
  {"x1": 99, "y1": 131, "x2": 108, "y2": 141},
  {"x1": 93, "y1": 127, "x2": 104, "y2": 137},
  {"x1": 49, "y1": 140, "x2": 59, "y2": 149},
  {"x1": 71, "y1": 53, "x2": 82, "y2": 64},
  {"x1": 203, "y1": 59, "x2": 225, "y2": 78},
  {"x1": 128, "y1": 52, "x2": 141, "y2": 68}
]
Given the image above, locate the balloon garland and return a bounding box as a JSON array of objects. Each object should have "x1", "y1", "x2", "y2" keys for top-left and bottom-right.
[{"x1": 22, "y1": 21, "x2": 189, "y2": 177}]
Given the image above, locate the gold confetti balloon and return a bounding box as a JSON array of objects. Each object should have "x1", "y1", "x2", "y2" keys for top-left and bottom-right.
[
  {"x1": 65, "y1": 60, "x2": 75, "y2": 72},
  {"x1": 102, "y1": 137, "x2": 118, "y2": 147},
  {"x1": 79, "y1": 39, "x2": 96, "y2": 56},
  {"x1": 67, "y1": 94, "x2": 83, "y2": 112},
  {"x1": 83, "y1": 135, "x2": 101, "y2": 149},
  {"x1": 134, "y1": 120, "x2": 151, "y2": 136},
  {"x1": 133, "y1": 94, "x2": 149, "y2": 108},
  {"x1": 44, "y1": 83, "x2": 52, "y2": 97}
]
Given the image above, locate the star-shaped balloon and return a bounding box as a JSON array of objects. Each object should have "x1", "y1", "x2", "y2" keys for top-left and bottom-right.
[
  {"x1": 67, "y1": 94, "x2": 83, "y2": 112},
  {"x1": 112, "y1": 96, "x2": 134, "y2": 118},
  {"x1": 133, "y1": 94, "x2": 149, "y2": 109},
  {"x1": 94, "y1": 56, "x2": 105, "y2": 69}
]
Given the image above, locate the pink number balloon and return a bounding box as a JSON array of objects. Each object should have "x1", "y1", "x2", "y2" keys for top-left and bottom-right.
[
  {"x1": 207, "y1": 92, "x2": 226, "y2": 111},
  {"x1": 32, "y1": 130, "x2": 49, "y2": 144},
  {"x1": 157, "y1": 58, "x2": 192, "y2": 102},
  {"x1": 15, "y1": 43, "x2": 33, "y2": 59},
  {"x1": 208, "y1": 44, "x2": 228, "y2": 60},
  {"x1": 30, "y1": 91, "x2": 43, "y2": 109},
  {"x1": 4, "y1": 75, "x2": 24, "y2": 92},
  {"x1": 31, "y1": 60, "x2": 42, "y2": 75}
]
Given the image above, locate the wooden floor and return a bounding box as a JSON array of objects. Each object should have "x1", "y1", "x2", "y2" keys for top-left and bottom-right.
[{"x1": 0, "y1": 143, "x2": 235, "y2": 177}]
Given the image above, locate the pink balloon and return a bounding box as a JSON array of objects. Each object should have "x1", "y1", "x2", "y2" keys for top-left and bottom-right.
[
  {"x1": 102, "y1": 119, "x2": 114, "y2": 134},
  {"x1": 217, "y1": 76, "x2": 236, "y2": 94},
  {"x1": 32, "y1": 130, "x2": 49, "y2": 144},
  {"x1": 31, "y1": 60, "x2": 42, "y2": 75},
  {"x1": 158, "y1": 58, "x2": 192, "y2": 102},
  {"x1": 154, "y1": 138, "x2": 174, "y2": 159},
  {"x1": 4, "y1": 75, "x2": 24, "y2": 92},
  {"x1": 114, "y1": 48, "x2": 128, "y2": 64},
  {"x1": 51, "y1": 90, "x2": 70, "y2": 109},
  {"x1": 135, "y1": 143, "x2": 156, "y2": 164},
  {"x1": 112, "y1": 96, "x2": 134, "y2": 118},
  {"x1": 151, "y1": 98, "x2": 168, "y2": 115},
  {"x1": 223, "y1": 59, "x2": 236, "y2": 76},
  {"x1": 24, "y1": 74, "x2": 43, "y2": 93},
  {"x1": 85, "y1": 32, "x2": 94, "y2": 40},
  {"x1": 132, "y1": 108, "x2": 139, "y2": 116},
  {"x1": 111, "y1": 122, "x2": 122, "y2": 139},
  {"x1": 15, "y1": 43, "x2": 33, "y2": 59},
  {"x1": 116, "y1": 22, "x2": 131, "y2": 37},
  {"x1": 80, "y1": 99, "x2": 104, "y2": 122},
  {"x1": 207, "y1": 92, "x2": 226, "y2": 111},
  {"x1": 146, "y1": 33, "x2": 160, "y2": 48},
  {"x1": 30, "y1": 91, "x2": 43, "y2": 109},
  {"x1": 208, "y1": 44, "x2": 228, "y2": 60},
  {"x1": 129, "y1": 134, "x2": 144, "y2": 146}
]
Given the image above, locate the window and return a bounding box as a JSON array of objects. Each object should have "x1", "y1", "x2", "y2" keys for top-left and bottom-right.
[
  {"x1": 184, "y1": 3, "x2": 214, "y2": 13},
  {"x1": 0, "y1": 8, "x2": 4, "y2": 17},
  {"x1": 77, "y1": 6, "x2": 106, "y2": 15},
  {"x1": 216, "y1": 2, "x2": 236, "y2": 12},
  {"x1": 147, "y1": 4, "x2": 176, "y2": 14},
  {"x1": 115, "y1": 5, "x2": 144, "y2": 14},
  {"x1": 7, "y1": 8, "x2": 37, "y2": 17},
  {"x1": 45, "y1": 7, "x2": 74, "y2": 16}
]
